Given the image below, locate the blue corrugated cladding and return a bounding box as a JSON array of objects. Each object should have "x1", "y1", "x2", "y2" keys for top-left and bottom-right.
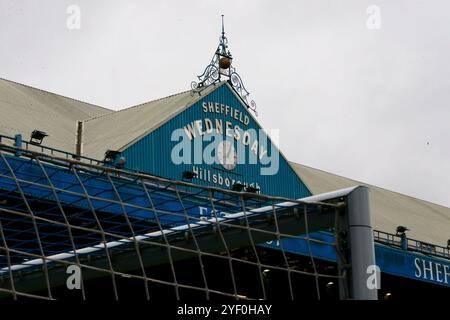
[{"x1": 122, "y1": 84, "x2": 311, "y2": 199}]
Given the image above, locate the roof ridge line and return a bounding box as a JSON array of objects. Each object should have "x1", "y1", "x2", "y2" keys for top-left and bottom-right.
[
  {"x1": 0, "y1": 77, "x2": 112, "y2": 112},
  {"x1": 83, "y1": 87, "x2": 196, "y2": 123},
  {"x1": 290, "y1": 161, "x2": 450, "y2": 210},
  {"x1": 84, "y1": 82, "x2": 228, "y2": 123},
  {"x1": 113, "y1": 82, "x2": 226, "y2": 152}
]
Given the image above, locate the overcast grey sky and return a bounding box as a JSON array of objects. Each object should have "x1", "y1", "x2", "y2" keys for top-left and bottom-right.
[{"x1": 0, "y1": 0, "x2": 449, "y2": 207}]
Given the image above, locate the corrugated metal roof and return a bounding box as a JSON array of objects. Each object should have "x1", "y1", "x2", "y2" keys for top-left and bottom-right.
[
  {"x1": 1, "y1": 77, "x2": 448, "y2": 246},
  {"x1": 82, "y1": 82, "x2": 223, "y2": 159},
  {"x1": 0, "y1": 78, "x2": 112, "y2": 153},
  {"x1": 290, "y1": 162, "x2": 450, "y2": 246},
  {"x1": 0, "y1": 77, "x2": 222, "y2": 158}
]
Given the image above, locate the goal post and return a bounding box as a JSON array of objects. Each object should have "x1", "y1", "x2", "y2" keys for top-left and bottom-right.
[
  {"x1": 0, "y1": 144, "x2": 377, "y2": 300},
  {"x1": 345, "y1": 186, "x2": 377, "y2": 300},
  {"x1": 301, "y1": 186, "x2": 377, "y2": 300}
]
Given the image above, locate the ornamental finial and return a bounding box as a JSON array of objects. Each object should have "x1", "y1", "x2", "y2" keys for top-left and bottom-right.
[
  {"x1": 221, "y1": 14, "x2": 225, "y2": 37},
  {"x1": 191, "y1": 15, "x2": 257, "y2": 115}
]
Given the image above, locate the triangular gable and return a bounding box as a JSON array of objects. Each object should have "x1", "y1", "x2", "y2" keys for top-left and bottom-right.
[
  {"x1": 121, "y1": 83, "x2": 311, "y2": 199},
  {"x1": 82, "y1": 83, "x2": 222, "y2": 160}
]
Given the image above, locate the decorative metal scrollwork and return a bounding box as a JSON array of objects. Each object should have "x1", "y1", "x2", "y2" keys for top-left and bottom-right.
[
  {"x1": 191, "y1": 15, "x2": 257, "y2": 116},
  {"x1": 191, "y1": 63, "x2": 219, "y2": 90}
]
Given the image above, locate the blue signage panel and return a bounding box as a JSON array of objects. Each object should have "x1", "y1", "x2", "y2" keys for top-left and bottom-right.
[
  {"x1": 376, "y1": 243, "x2": 450, "y2": 287},
  {"x1": 121, "y1": 84, "x2": 311, "y2": 200},
  {"x1": 261, "y1": 232, "x2": 450, "y2": 287}
]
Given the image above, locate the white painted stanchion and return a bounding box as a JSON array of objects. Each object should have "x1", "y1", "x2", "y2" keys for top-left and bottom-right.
[{"x1": 346, "y1": 186, "x2": 378, "y2": 300}]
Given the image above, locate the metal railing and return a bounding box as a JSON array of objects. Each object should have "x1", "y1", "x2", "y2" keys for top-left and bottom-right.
[
  {"x1": 0, "y1": 133, "x2": 196, "y2": 183},
  {"x1": 0, "y1": 134, "x2": 103, "y2": 166},
  {"x1": 373, "y1": 229, "x2": 450, "y2": 260},
  {"x1": 1, "y1": 133, "x2": 448, "y2": 262}
]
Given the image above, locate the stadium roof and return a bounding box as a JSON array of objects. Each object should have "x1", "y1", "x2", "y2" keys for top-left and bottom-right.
[
  {"x1": 290, "y1": 162, "x2": 450, "y2": 246},
  {"x1": 0, "y1": 78, "x2": 222, "y2": 159},
  {"x1": 0, "y1": 78, "x2": 112, "y2": 153},
  {"x1": 82, "y1": 83, "x2": 221, "y2": 159},
  {"x1": 1, "y1": 78, "x2": 449, "y2": 246}
]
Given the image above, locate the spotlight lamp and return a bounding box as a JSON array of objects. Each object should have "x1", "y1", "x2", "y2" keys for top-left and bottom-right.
[
  {"x1": 104, "y1": 150, "x2": 120, "y2": 164},
  {"x1": 182, "y1": 171, "x2": 197, "y2": 181},
  {"x1": 396, "y1": 226, "x2": 409, "y2": 236},
  {"x1": 245, "y1": 186, "x2": 260, "y2": 194},
  {"x1": 30, "y1": 130, "x2": 48, "y2": 145},
  {"x1": 231, "y1": 183, "x2": 245, "y2": 192}
]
